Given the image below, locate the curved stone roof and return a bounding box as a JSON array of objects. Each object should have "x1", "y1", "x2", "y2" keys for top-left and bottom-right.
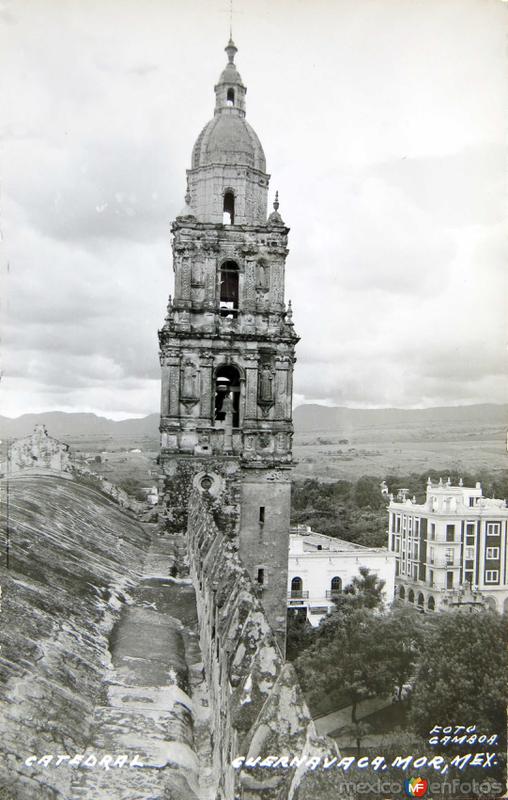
[
  {"x1": 217, "y1": 62, "x2": 243, "y2": 86},
  {"x1": 191, "y1": 114, "x2": 266, "y2": 171}
]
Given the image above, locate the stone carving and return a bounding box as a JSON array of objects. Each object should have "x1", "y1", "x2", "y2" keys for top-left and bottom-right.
[
  {"x1": 181, "y1": 259, "x2": 191, "y2": 298},
  {"x1": 258, "y1": 433, "x2": 271, "y2": 449},
  {"x1": 255, "y1": 261, "x2": 269, "y2": 293},
  {"x1": 258, "y1": 364, "x2": 273, "y2": 402},
  {"x1": 258, "y1": 362, "x2": 275, "y2": 416},
  {"x1": 182, "y1": 359, "x2": 200, "y2": 400},
  {"x1": 191, "y1": 260, "x2": 204, "y2": 287}
]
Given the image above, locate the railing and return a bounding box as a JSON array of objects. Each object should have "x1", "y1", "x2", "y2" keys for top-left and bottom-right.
[
  {"x1": 325, "y1": 590, "x2": 342, "y2": 599},
  {"x1": 288, "y1": 590, "x2": 309, "y2": 599}
]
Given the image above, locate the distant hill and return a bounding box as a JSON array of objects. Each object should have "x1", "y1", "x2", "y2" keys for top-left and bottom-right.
[
  {"x1": 0, "y1": 404, "x2": 506, "y2": 445},
  {"x1": 292, "y1": 403, "x2": 508, "y2": 432},
  {"x1": 0, "y1": 411, "x2": 160, "y2": 446}
]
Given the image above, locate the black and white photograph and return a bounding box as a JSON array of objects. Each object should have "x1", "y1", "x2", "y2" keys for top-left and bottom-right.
[{"x1": 1, "y1": 1, "x2": 507, "y2": 798}]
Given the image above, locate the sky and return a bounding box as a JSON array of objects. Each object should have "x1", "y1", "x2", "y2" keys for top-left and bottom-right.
[{"x1": 1, "y1": 0, "x2": 507, "y2": 419}]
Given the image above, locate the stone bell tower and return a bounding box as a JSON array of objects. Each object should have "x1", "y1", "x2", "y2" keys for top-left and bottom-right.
[{"x1": 159, "y1": 38, "x2": 298, "y2": 645}]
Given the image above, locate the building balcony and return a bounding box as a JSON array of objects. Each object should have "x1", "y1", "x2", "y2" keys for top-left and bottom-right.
[
  {"x1": 325, "y1": 590, "x2": 342, "y2": 599},
  {"x1": 288, "y1": 590, "x2": 309, "y2": 599}
]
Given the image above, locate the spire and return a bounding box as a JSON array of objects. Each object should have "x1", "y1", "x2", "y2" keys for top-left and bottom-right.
[
  {"x1": 176, "y1": 177, "x2": 195, "y2": 220},
  {"x1": 268, "y1": 190, "x2": 285, "y2": 226},
  {"x1": 225, "y1": 36, "x2": 238, "y2": 65}
]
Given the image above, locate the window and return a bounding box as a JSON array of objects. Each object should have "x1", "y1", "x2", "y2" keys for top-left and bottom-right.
[
  {"x1": 429, "y1": 546, "x2": 434, "y2": 564},
  {"x1": 396, "y1": 516, "x2": 401, "y2": 533},
  {"x1": 430, "y1": 523, "x2": 436, "y2": 541},
  {"x1": 257, "y1": 568, "x2": 265, "y2": 585},
  {"x1": 466, "y1": 523, "x2": 475, "y2": 545},
  {"x1": 487, "y1": 523, "x2": 501, "y2": 537},
  {"x1": 447, "y1": 571, "x2": 454, "y2": 589},
  {"x1": 214, "y1": 365, "x2": 240, "y2": 427},
  {"x1": 219, "y1": 260, "x2": 239, "y2": 316},
  {"x1": 485, "y1": 570, "x2": 499, "y2": 584},
  {"x1": 464, "y1": 571, "x2": 473, "y2": 586},
  {"x1": 408, "y1": 589, "x2": 415, "y2": 603},
  {"x1": 465, "y1": 547, "x2": 475, "y2": 561},
  {"x1": 259, "y1": 506, "x2": 265, "y2": 525},
  {"x1": 330, "y1": 576, "x2": 342, "y2": 595},
  {"x1": 428, "y1": 595, "x2": 435, "y2": 611},
  {"x1": 291, "y1": 576, "x2": 303, "y2": 598},
  {"x1": 399, "y1": 585, "x2": 405, "y2": 600},
  {"x1": 486, "y1": 547, "x2": 500, "y2": 560},
  {"x1": 445, "y1": 548, "x2": 454, "y2": 566},
  {"x1": 226, "y1": 88, "x2": 235, "y2": 106},
  {"x1": 429, "y1": 569, "x2": 434, "y2": 588},
  {"x1": 446, "y1": 524, "x2": 455, "y2": 542},
  {"x1": 223, "y1": 191, "x2": 235, "y2": 224},
  {"x1": 417, "y1": 592, "x2": 424, "y2": 607},
  {"x1": 469, "y1": 497, "x2": 475, "y2": 507}
]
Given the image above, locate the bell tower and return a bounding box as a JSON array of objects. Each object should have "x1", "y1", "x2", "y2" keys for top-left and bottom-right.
[{"x1": 159, "y1": 39, "x2": 298, "y2": 646}]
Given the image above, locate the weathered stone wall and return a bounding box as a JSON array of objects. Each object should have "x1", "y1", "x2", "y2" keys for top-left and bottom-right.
[
  {"x1": 238, "y1": 473, "x2": 291, "y2": 649},
  {"x1": 186, "y1": 488, "x2": 349, "y2": 800},
  {"x1": 7, "y1": 425, "x2": 72, "y2": 475}
]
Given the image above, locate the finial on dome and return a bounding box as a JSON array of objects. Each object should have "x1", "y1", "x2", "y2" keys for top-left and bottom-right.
[
  {"x1": 176, "y1": 177, "x2": 196, "y2": 220},
  {"x1": 225, "y1": 36, "x2": 237, "y2": 64},
  {"x1": 267, "y1": 190, "x2": 284, "y2": 226},
  {"x1": 165, "y1": 295, "x2": 173, "y2": 322}
]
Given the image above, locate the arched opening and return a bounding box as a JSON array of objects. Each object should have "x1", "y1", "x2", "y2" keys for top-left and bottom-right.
[
  {"x1": 214, "y1": 365, "x2": 240, "y2": 428},
  {"x1": 408, "y1": 589, "x2": 415, "y2": 604},
  {"x1": 330, "y1": 576, "x2": 342, "y2": 597},
  {"x1": 223, "y1": 191, "x2": 235, "y2": 225},
  {"x1": 226, "y1": 88, "x2": 235, "y2": 106},
  {"x1": 428, "y1": 595, "x2": 435, "y2": 611},
  {"x1": 291, "y1": 576, "x2": 303, "y2": 598},
  {"x1": 399, "y1": 585, "x2": 405, "y2": 601},
  {"x1": 417, "y1": 592, "x2": 425, "y2": 608},
  {"x1": 219, "y1": 260, "x2": 239, "y2": 317}
]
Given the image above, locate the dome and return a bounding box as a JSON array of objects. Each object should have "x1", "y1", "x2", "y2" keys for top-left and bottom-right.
[
  {"x1": 217, "y1": 62, "x2": 243, "y2": 86},
  {"x1": 191, "y1": 114, "x2": 266, "y2": 172}
]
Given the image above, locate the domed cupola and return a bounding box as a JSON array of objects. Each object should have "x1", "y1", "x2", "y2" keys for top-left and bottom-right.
[
  {"x1": 186, "y1": 38, "x2": 270, "y2": 225},
  {"x1": 214, "y1": 37, "x2": 247, "y2": 116}
]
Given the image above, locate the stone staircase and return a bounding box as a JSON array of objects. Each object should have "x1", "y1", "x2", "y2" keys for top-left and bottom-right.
[{"x1": 71, "y1": 529, "x2": 215, "y2": 800}]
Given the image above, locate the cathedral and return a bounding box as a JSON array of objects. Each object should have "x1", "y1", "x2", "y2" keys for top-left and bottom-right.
[{"x1": 159, "y1": 37, "x2": 299, "y2": 647}]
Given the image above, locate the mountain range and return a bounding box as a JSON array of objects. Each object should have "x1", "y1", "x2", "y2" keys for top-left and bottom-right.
[{"x1": 0, "y1": 403, "x2": 505, "y2": 443}]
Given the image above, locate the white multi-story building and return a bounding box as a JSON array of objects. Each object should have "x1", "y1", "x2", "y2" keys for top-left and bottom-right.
[
  {"x1": 287, "y1": 526, "x2": 396, "y2": 626},
  {"x1": 388, "y1": 478, "x2": 508, "y2": 613}
]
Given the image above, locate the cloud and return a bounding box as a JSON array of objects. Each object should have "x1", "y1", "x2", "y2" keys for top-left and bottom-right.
[{"x1": 1, "y1": 0, "x2": 507, "y2": 417}]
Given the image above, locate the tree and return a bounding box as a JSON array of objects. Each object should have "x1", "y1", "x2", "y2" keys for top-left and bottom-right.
[
  {"x1": 286, "y1": 609, "x2": 314, "y2": 661},
  {"x1": 343, "y1": 566, "x2": 386, "y2": 610},
  {"x1": 353, "y1": 476, "x2": 386, "y2": 509},
  {"x1": 376, "y1": 605, "x2": 424, "y2": 701},
  {"x1": 295, "y1": 606, "x2": 393, "y2": 722},
  {"x1": 410, "y1": 609, "x2": 508, "y2": 739}
]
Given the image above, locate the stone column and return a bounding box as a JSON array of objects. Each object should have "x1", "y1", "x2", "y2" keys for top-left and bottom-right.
[{"x1": 199, "y1": 353, "x2": 214, "y2": 422}]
